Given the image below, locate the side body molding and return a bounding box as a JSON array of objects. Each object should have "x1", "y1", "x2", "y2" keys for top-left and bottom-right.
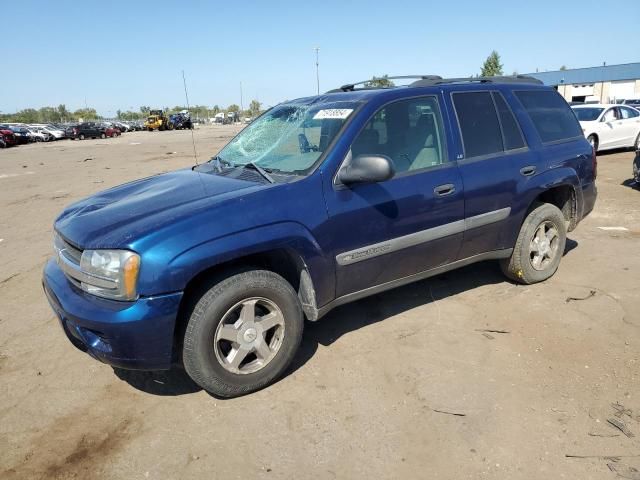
[{"x1": 336, "y1": 207, "x2": 511, "y2": 266}]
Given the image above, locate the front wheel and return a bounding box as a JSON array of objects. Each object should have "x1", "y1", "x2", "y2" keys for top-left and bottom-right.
[
  {"x1": 100, "y1": 133, "x2": 106, "y2": 139},
  {"x1": 183, "y1": 270, "x2": 303, "y2": 398},
  {"x1": 500, "y1": 203, "x2": 567, "y2": 284},
  {"x1": 79, "y1": 134, "x2": 85, "y2": 140}
]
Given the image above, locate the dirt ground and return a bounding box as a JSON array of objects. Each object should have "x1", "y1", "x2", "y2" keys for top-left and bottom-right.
[{"x1": 1, "y1": 126, "x2": 639, "y2": 480}]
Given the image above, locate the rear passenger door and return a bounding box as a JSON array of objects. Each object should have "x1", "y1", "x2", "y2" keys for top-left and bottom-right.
[
  {"x1": 449, "y1": 90, "x2": 541, "y2": 259},
  {"x1": 619, "y1": 106, "x2": 640, "y2": 147}
]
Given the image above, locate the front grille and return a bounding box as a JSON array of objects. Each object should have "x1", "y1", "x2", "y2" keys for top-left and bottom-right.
[
  {"x1": 58, "y1": 235, "x2": 83, "y2": 264},
  {"x1": 54, "y1": 233, "x2": 84, "y2": 288}
]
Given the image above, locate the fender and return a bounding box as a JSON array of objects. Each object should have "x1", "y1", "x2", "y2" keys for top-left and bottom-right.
[
  {"x1": 141, "y1": 222, "x2": 334, "y2": 306},
  {"x1": 523, "y1": 166, "x2": 582, "y2": 217},
  {"x1": 496, "y1": 166, "x2": 581, "y2": 249}
]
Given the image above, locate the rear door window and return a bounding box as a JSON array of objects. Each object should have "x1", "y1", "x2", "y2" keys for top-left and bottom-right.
[
  {"x1": 620, "y1": 106, "x2": 640, "y2": 119},
  {"x1": 452, "y1": 92, "x2": 503, "y2": 158},
  {"x1": 515, "y1": 90, "x2": 582, "y2": 143},
  {"x1": 492, "y1": 92, "x2": 525, "y2": 150}
]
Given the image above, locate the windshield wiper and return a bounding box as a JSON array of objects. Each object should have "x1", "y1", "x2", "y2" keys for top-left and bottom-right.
[
  {"x1": 242, "y1": 162, "x2": 275, "y2": 184},
  {"x1": 211, "y1": 155, "x2": 234, "y2": 172}
]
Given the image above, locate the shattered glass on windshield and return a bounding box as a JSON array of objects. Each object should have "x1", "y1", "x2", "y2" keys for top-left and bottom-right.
[{"x1": 215, "y1": 101, "x2": 359, "y2": 175}]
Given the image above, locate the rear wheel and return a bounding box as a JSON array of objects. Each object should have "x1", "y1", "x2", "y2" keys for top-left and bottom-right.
[
  {"x1": 100, "y1": 133, "x2": 106, "y2": 139},
  {"x1": 79, "y1": 134, "x2": 85, "y2": 140},
  {"x1": 500, "y1": 203, "x2": 567, "y2": 284},
  {"x1": 183, "y1": 270, "x2": 304, "y2": 398},
  {"x1": 587, "y1": 134, "x2": 598, "y2": 152}
]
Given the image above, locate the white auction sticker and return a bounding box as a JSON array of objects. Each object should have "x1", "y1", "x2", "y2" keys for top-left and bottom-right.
[{"x1": 313, "y1": 109, "x2": 353, "y2": 120}]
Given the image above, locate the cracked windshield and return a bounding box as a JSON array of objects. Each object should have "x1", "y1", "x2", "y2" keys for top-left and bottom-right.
[{"x1": 215, "y1": 102, "x2": 358, "y2": 174}]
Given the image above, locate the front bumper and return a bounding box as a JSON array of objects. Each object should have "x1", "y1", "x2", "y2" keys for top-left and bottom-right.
[{"x1": 43, "y1": 259, "x2": 183, "y2": 370}]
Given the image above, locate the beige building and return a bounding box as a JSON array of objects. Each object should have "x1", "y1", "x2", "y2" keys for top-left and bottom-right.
[{"x1": 528, "y1": 63, "x2": 640, "y2": 103}]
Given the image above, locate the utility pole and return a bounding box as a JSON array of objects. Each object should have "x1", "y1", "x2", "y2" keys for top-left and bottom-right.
[
  {"x1": 314, "y1": 47, "x2": 320, "y2": 95},
  {"x1": 240, "y1": 81, "x2": 244, "y2": 117}
]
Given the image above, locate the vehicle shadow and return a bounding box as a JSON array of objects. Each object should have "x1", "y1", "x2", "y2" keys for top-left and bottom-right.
[
  {"x1": 112, "y1": 365, "x2": 201, "y2": 396},
  {"x1": 564, "y1": 238, "x2": 578, "y2": 256},
  {"x1": 114, "y1": 241, "x2": 578, "y2": 397}
]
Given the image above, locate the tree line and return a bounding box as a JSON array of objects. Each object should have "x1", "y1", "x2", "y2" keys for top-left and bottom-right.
[
  {"x1": 0, "y1": 105, "x2": 99, "y2": 124},
  {"x1": 1, "y1": 100, "x2": 264, "y2": 124}
]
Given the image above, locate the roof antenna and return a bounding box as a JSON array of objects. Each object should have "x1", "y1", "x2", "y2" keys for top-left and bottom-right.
[{"x1": 182, "y1": 70, "x2": 198, "y2": 165}]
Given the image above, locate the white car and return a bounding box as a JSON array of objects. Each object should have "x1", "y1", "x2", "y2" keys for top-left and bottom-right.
[
  {"x1": 31, "y1": 124, "x2": 65, "y2": 140},
  {"x1": 27, "y1": 128, "x2": 50, "y2": 142},
  {"x1": 572, "y1": 104, "x2": 640, "y2": 152}
]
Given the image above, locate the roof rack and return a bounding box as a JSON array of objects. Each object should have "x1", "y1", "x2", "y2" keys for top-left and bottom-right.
[
  {"x1": 410, "y1": 75, "x2": 543, "y2": 87},
  {"x1": 327, "y1": 75, "x2": 443, "y2": 93},
  {"x1": 327, "y1": 74, "x2": 543, "y2": 93}
]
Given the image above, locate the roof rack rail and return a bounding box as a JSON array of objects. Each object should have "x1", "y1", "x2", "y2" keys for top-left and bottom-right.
[
  {"x1": 327, "y1": 75, "x2": 443, "y2": 93},
  {"x1": 410, "y1": 75, "x2": 543, "y2": 87}
]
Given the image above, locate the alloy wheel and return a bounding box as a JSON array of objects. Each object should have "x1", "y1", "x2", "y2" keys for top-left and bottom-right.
[
  {"x1": 213, "y1": 297, "x2": 285, "y2": 375},
  {"x1": 529, "y1": 220, "x2": 560, "y2": 271}
]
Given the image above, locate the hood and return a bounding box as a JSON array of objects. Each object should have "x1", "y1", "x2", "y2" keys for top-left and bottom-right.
[{"x1": 55, "y1": 168, "x2": 261, "y2": 248}]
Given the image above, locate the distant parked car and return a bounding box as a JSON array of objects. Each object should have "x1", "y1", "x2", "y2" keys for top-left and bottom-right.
[
  {"x1": 113, "y1": 121, "x2": 130, "y2": 132},
  {"x1": 27, "y1": 128, "x2": 50, "y2": 142},
  {"x1": 622, "y1": 99, "x2": 640, "y2": 109},
  {"x1": 68, "y1": 122, "x2": 107, "y2": 140},
  {"x1": 0, "y1": 128, "x2": 17, "y2": 147},
  {"x1": 8, "y1": 126, "x2": 32, "y2": 145},
  {"x1": 101, "y1": 123, "x2": 121, "y2": 138},
  {"x1": 572, "y1": 104, "x2": 640, "y2": 152},
  {"x1": 33, "y1": 125, "x2": 65, "y2": 140},
  {"x1": 64, "y1": 125, "x2": 78, "y2": 138}
]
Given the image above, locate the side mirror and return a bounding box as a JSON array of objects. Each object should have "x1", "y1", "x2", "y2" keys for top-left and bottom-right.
[{"x1": 338, "y1": 153, "x2": 395, "y2": 185}]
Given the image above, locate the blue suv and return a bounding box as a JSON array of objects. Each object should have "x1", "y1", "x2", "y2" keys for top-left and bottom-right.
[{"x1": 43, "y1": 75, "x2": 597, "y2": 397}]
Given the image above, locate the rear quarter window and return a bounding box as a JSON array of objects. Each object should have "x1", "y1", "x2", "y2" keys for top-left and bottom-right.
[{"x1": 515, "y1": 90, "x2": 582, "y2": 143}]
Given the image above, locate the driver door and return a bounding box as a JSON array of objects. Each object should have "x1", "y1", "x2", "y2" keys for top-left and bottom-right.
[{"x1": 322, "y1": 95, "x2": 464, "y2": 298}]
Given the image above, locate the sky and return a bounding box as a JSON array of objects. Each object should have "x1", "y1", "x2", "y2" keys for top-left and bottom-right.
[{"x1": 3, "y1": 0, "x2": 639, "y2": 116}]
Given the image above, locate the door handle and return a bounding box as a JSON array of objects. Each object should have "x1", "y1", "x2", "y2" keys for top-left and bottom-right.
[
  {"x1": 434, "y1": 183, "x2": 455, "y2": 196},
  {"x1": 520, "y1": 166, "x2": 536, "y2": 176}
]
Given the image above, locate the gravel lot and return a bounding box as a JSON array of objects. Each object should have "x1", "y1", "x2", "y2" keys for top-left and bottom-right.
[{"x1": 1, "y1": 127, "x2": 639, "y2": 479}]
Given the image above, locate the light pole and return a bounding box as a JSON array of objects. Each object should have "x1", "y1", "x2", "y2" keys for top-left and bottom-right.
[
  {"x1": 240, "y1": 81, "x2": 244, "y2": 120},
  {"x1": 314, "y1": 47, "x2": 320, "y2": 95}
]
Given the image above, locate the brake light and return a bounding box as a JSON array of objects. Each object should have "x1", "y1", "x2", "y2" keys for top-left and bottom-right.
[{"x1": 592, "y1": 145, "x2": 597, "y2": 180}]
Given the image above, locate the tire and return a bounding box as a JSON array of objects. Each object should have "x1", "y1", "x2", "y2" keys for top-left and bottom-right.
[
  {"x1": 36, "y1": 137, "x2": 43, "y2": 142},
  {"x1": 634, "y1": 132, "x2": 640, "y2": 150},
  {"x1": 500, "y1": 203, "x2": 567, "y2": 285},
  {"x1": 79, "y1": 134, "x2": 85, "y2": 140},
  {"x1": 101, "y1": 133, "x2": 106, "y2": 139},
  {"x1": 587, "y1": 134, "x2": 598, "y2": 152},
  {"x1": 183, "y1": 270, "x2": 304, "y2": 398}
]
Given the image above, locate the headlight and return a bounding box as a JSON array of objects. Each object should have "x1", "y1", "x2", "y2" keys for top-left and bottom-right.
[{"x1": 79, "y1": 249, "x2": 140, "y2": 301}]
